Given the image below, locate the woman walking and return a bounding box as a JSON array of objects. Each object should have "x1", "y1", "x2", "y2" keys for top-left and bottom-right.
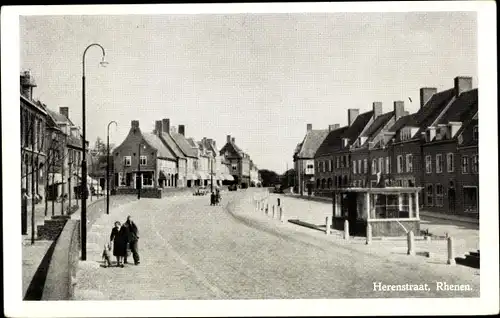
[{"x1": 109, "y1": 221, "x2": 128, "y2": 267}]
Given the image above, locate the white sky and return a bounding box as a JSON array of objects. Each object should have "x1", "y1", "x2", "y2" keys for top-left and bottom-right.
[{"x1": 20, "y1": 12, "x2": 477, "y2": 174}]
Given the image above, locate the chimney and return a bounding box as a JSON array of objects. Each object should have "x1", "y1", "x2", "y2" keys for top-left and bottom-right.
[
  {"x1": 131, "y1": 120, "x2": 139, "y2": 129},
  {"x1": 328, "y1": 124, "x2": 340, "y2": 131},
  {"x1": 227, "y1": 135, "x2": 231, "y2": 143},
  {"x1": 155, "y1": 120, "x2": 162, "y2": 135},
  {"x1": 420, "y1": 87, "x2": 437, "y2": 108},
  {"x1": 231, "y1": 137, "x2": 235, "y2": 144},
  {"x1": 307, "y1": 124, "x2": 312, "y2": 131},
  {"x1": 178, "y1": 125, "x2": 185, "y2": 136},
  {"x1": 20, "y1": 70, "x2": 37, "y2": 100},
  {"x1": 393, "y1": 101, "x2": 405, "y2": 121},
  {"x1": 372, "y1": 102, "x2": 383, "y2": 118},
  {"x1": 348, "y1": 109, "x2": 360, "y2": 126},
  {"x1": 161, "y1": 118, "x2": 170, "y2": 134},
  {"x1": 454, "y1": 76, "x2": 473, "y2": 97},
  {"x1": 59, "y1": 107, "x2": 69, "y2": 119}
]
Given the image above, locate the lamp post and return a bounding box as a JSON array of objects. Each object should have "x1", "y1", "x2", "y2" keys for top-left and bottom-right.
[
  {"x1": 137, "y1": 142, "x2": 145, "y2": 200},
  {"x1": 210, "y1": 157, "x2": 214, "y2": 193},
  {"x1": 81, "y1": 43, "x2": 108, "y2": 261},
  {"x1": 106, "y1": 121, "x2": 117, "y2": 214}
]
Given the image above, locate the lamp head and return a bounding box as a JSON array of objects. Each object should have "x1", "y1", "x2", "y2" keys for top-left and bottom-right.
[{"x1": 99, "y1": 58, "x2": 109, "y2": 67}]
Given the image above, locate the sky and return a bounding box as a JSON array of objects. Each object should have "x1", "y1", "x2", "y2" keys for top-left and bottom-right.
[{"x1": 20, "y1": 12, "x2": 477, "y2": 174}]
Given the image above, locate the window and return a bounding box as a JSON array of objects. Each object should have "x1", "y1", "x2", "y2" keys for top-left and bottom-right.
[
  {"x1": 353, "y1": 161, "x2": 357, "y2": 174},
  {"x1": 426, "y1": 184, "x2": 433, "y2": 206},
  {"x1": 142, "y1": 171, "x2": 154, "y2": 187},
  {"x1": 397, "y1": 155, "x2": 403, "y2": 173},
  {"x1": 364, "y1": 159, "x2": 368, "y2": 174},
  {"x1": 232, "y1": 163, "x2": 237, "y2": 171},
  {"x1": 425, "y1": 155, "x2": 432, "y2": 174},
  {"x1": 385, "y1": 157, "x2": 390, "y2": 175},
  {"x1": 358, "y1": 160, "x2": 362, "y2": 174},
  {"x1": 405, "y1": 154, "x2": 413, "y2": 173},
  {"x1": 463, "y1": 187, "x2": 478, "y2": 213},
  {"x1": 330, "y1": 160, "x2": 333, "y2": 172},
  {"x1": 345, "y1": 156, "x2": 349, "y2": 168},
  {"x1": 472, "y1": 155, "x2": 478, "y2": 173},
  {"x1": 124, "y1": 156, "x2": 131, "y2": 166},
  {"x1": 335, "y1": 157, "x2": 340, "y2": 169},
  {"x1": 436, "y1": 154, "x2": 443, "y2": 173},
  {"x1": 435, "y1": 184, "x2": 444, "y2": 207},
  {"x1": 473, "y1": 125, "x2": 478, "y2": 140},
  {"x1": 447, "y1": 153, "x2": 454, "y2": 172},
  {"x1": 119, "y1": 172, "x2": 126, "y2": 186},
  {"x1": 140, "y1": 155, "x2": 147, "y2": 166},
  {"x1": 462, "y1": 156, "x2": 469, "y2": 174},
  {"x1": 378, "y1": 157, "x2": 383, "y2": 174},
  {"x1": 371, "y1": 159, "x2": 377, "y2": 175}
]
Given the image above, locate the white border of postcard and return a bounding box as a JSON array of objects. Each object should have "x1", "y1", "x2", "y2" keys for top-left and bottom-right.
[{"x1": 2, "y1": 2, "x2": 498, "y2": 317}]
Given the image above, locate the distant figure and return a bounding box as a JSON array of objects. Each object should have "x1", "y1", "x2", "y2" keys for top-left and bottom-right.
[
  {"x1": 125, "y1": 215, "x2": 140, "y2": 265},
  {"x1": 210, "y1": 192, "x2": 216, "y2": 206}
]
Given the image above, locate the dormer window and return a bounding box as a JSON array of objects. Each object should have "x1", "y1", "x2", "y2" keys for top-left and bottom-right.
[{"x1": 342, "y1": 138, "x2": 349, "y2": 148}]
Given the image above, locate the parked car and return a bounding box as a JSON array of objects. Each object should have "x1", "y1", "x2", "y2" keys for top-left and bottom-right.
[
  {"x1": 228, "y1": 184, "x2": 238, "y2": 191},
  {"x1": 273, "y1": 185, "x2": 284, "y2": 193}
]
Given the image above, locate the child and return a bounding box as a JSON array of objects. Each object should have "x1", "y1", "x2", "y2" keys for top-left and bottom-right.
[{"x1": 102, "y1": 243, "x2": 112, "y2": 268}]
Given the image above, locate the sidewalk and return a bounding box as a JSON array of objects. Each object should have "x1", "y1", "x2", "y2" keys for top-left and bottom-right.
[{"x1": 250, "y1": 193, "x2": 479, "y2": 266}]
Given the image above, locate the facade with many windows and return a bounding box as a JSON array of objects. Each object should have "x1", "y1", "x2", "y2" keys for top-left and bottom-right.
[{"x1": 308, "y1": 76, "x2": 479, "y2": 218}]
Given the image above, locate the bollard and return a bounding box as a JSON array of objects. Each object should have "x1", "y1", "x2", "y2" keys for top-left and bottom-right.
[
  {"x1": 277, "y1": 198, "x2": 281, "y2": 207},
  {"x1": 344, "y1": 220, "x2": 349, "y2": 240},
  {"x1": 407, "y1": 230, "x2": 415, "y2": 256},
  {"x1": 365, "y1": 223, "x2": 372, "y2": 245},
  {"x1": 447, "y1": 236, "x2": 456, "y2": 265},
  {"x1": 272, "y1": 205, "x2": 275, "y2": 219},
  {"x1": 325, "y1": 216, "x2": 331, "y2": 235},
  {"x1": 266, "y1": 203, "x2": 269, "y2": 215},
  {"x1": 280, "y1": 206, "x2": 285, "y2": 223}
]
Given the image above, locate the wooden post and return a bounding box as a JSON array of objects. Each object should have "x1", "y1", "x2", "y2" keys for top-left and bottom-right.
[
  {"x1": 447, "y1": 237, "x2": 456, "y2": 265},
  {"x1": 415, "y1": 192, "x2": 420, "y2": 219},
  {"x1": 344, "y1": 219, "x2": 349, "y2": 240},
  {"x1": 325, "y1": 216, "x2": 331, "y2": 235},
  {"x1": 280, "y1": 206, "x2": 285, "y2": 223},
  {"x1": 272, "y1": 205, "x2": 275, "y2": 218},
  {"x1": 407, "y1": 230, "x2": 415, "y2": 256},
  {"x1": 366, "y1": 222, "x2": 372, "y2": 245}
]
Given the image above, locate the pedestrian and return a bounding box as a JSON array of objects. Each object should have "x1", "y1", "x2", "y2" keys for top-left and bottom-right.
[
  {"x1": 125, "y1": 215, "x2": 140, "y2": 265},
  {"x1": 109, "y1": 221, "x2": 128, "y2": 267},
  {"x1": 210, "y1": 192, "x2": 215, "y2": 206}
]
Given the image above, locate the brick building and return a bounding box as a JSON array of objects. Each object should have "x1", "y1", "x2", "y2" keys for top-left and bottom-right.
[
  {"x1": 293, "y1": 124, "x2": 329, "y2": 195},
  {"x1": 219, "y1": 135, "x2": 252, "y2": 187}
]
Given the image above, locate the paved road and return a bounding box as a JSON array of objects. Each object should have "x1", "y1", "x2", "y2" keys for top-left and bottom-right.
[{"x1": 76, "y1": 189, "x2": 479, "y2": 300}]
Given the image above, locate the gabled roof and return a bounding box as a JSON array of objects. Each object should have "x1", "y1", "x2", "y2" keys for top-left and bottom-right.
[
  {"x1": 435, "y1": 89, "x2": 478, "y2": 125},
  {"x1": 457, "y1": 117, "x2": 478, "y2": 147},
  {"x1": 389, "y1": 113, "x2": 418, "y2": 132},
  {"x1": 342, "y1": 111, "x2": 374, "y2": 142},
  {"x1": 315, "y1": 126, "x2": 349, "y2": 157},
  {"x1": 46, "y1": 107, "x2": 74, "y2": 126},
  {"x1": 295, "y1": 129, "x2": 330, "y2": 159},
  {"x1": 220, "y1": 141, "x2": 243, "y2": 158},
  {"x1": 414, "y1": 88, "x2": 455, "y2": 134},
  {"x1": 170, "y1": 132, "x2": 198, "y2": 158},
  {"x1": 361, "y1": 111, "x2": 394, "y2": 142},
  {"x1": 159, "y1": 132, "x2": 185, "y2": 159},
  {"x1": 143, "y1": 133, "x2": 176, "y2": 160}
]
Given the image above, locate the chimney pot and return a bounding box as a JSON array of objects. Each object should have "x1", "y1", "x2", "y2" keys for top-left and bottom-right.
[
  {"x1": 231, "y1": 137, "x2": 235, "y2": 144},
  {"x1": 178, "y1": 125, "x2": 185, "y2": 136},
  {"x1": 328, "y1": 124, "x2": 340, "y2": 131},
  {"x1": 420, "y1": 87, "x2": 438, "y2": 108},
  {"x1": 307, "y1": 124, "x2": 312, "y2": 131},
  {"x1": 20, "y1": 71, "x2": 37, "y2": 100},
  {"x1": 454, "y1": 76, "x2": 473, "y2": 97},
  {"x1": 372, "y1": 102, "x2": 383, "y2": 118},
  {"x1": 155, "y1": 120, "x2": 162, "y2": 135},
  {"x1": 348, "y1": 109, "x2": 360, "y2": 126},
  {"x1": 59, "y1": 107, "x2": 69, "y2": 119},
  {"x1": 131, "y1": 120, "x2": 139, "y2": 128},
  {"x1": 393, "y1": 101, "x2": 405, "y2": 121},
  {"x1": 227, "y1": 135, "x2": 231, "y2": 143},
  {"x1": 161, "y1": 119, "x2": 170, "y2": 134}
]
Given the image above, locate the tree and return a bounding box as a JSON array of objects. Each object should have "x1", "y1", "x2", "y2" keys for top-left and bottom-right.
[
  {"x1": 258, "y1": 169, "x2": 280, "y2": 187},
  {"x1": 92, "y1": 136, "x2": 114, "y2": 156},
  {"x1": 280, "y1": 168, "x2": 296, "y2": 189}
]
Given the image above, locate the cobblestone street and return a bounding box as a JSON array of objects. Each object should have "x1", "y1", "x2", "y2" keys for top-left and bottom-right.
[{"x1": 74, "y1": 189, "x2": 479, "y2": 300}]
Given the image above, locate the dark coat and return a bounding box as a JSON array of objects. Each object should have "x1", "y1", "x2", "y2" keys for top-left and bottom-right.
[
  {"x1": 126, "y1": 221, "x2": 139, "y2": 242},
  {"x1": 110, "y1": 225, "x2": 129, "y2": 257}
]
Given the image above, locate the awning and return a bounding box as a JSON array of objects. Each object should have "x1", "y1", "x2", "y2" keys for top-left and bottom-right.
[{"x1": 225, "y1": 174, "x2": 234, "y2": 181}]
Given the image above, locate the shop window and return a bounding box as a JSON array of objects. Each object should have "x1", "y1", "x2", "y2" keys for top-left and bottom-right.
[
  {"x1": 143, "y1": 171, "x2": 154, "y2": 187},
  {"x1": 463, "y1": 187, "x2": 478, "y2": 213}
]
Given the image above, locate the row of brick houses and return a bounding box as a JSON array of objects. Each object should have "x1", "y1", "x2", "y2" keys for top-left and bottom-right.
[
  {"x1": 110, "y1": 119, "x2": 261, "y2": 196},
  {"x1": 294, "y1": 76, "x2": 478, "y2": 218},
  {"x1": 20, "y1": 71, "x2": 88, "y2": 208}
]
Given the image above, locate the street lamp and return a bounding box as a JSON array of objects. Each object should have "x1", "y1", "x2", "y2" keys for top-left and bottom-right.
[
  {"x1": 137, "y1": 142, "x2": 146, "y2": 200},
  {"x1": 106, "y1": 121, "x2": 117, "y2": 215},
  {"x1": 81, "y1": 43, "x2": 108, "y2": 261}
]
